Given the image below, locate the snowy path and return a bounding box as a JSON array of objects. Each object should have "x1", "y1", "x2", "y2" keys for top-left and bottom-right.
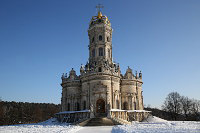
[{"x1": 76, "y1": 126, "x2": 113, "y2": 133}]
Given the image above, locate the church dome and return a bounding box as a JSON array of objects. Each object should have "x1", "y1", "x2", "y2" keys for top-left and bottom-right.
[{"x1": 89, "y1": 11, "x2": 111, "y2": 27}]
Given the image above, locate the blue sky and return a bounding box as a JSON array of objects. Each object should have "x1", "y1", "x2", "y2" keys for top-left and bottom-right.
[{"x1": 0, "y1": 0, "x2": 200, "y2": 108}]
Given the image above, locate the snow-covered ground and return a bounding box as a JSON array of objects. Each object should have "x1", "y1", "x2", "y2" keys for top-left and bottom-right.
[
  {"x1": 113, "y1": 116, "x2": 200, "y2": 133},
  {"x1": 0, "y1": 118, "x2": 82, "y2": 133},
  {"x1": 0, "y1": 125, "x2": 81, "y2": 133},
  {"x1": 0, "y1": 116, "x2": 200, "y2": 133}
]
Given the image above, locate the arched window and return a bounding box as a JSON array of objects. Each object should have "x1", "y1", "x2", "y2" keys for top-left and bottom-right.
[
  {"x1": 134, "y1": 102, "x2": 136, "y2": 110},
  {"x1": 67, "y1": 103, "x2": 70, "y2": 111},
  {"x1": 123, "y1": 102, "x2": 128, "y2": 110},
  {"x1": 92, "y1": 37, "x2": 94, "y2": 43},
  {"x1": 99, "y1": 47, "x2": 103, "y2": 56},
  {"x1": 116, "y1": 100, "x2": 120, "y2": 109},
  {"x1": 107, "y1": 36, "x2": 110, "y2": 42},
  {"x1": 99, "y1": 35, "x2": 102, "y2": 41},
  {"x1": 98, "y1": 67, "x2": 102, "y2": 72},
  {"x1": 83, "y1": 101, "x2": 86, "y2": 110},
  {"x1": 76, "y1": 102, "x2": 80, "y2": 111},
  {"x1": 92, "y1": 49, "x2": 95, "y2": 57}
]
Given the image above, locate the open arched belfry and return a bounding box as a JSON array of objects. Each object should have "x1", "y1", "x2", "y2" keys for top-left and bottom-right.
[{"x1": 58, "y1": 9, "x2": 148, "y2": 122}]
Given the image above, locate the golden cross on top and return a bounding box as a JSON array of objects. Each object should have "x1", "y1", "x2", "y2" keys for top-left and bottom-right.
[{"x1": 96, "y1": 4, "x2": 104, "y2": 12}]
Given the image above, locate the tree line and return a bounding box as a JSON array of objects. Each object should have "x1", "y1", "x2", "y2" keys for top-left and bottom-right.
[
  {"x1": 0, "y1": 92, "x2": 199, "y2": 126},
  {"x1": 0, "y1": 100, "x2": 60, "y2": 126},
  {"x1": 162, "y1": 92, "x2": 200, "y2": 121}
]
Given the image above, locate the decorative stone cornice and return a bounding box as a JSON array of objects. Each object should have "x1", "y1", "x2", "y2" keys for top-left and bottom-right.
[
  {"x1": 121, "y1": 79, "x2": 143, "y2": 86},
  {"x1": 61, "y1": 80, "x2": 81, "y2": 88},
  {"x1": 81, "y1": 73, "x2": 120, "y2": 83}
]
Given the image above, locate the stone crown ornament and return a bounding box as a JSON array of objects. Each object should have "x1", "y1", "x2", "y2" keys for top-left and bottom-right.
[{"x1": 89, "y1": 11, "x2": 111, "y2": 27}]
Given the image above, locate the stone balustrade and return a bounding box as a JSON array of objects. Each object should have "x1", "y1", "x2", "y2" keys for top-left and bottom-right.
[
  {"x1": 55, "y1": 110, "x2": 90, "y2": 123},
  {"x1": 109, "y1": 109, "x2": 151, "y2": 123},
  {"x1": 55, "y1": 109, "x2": 150, "y2": 124}
]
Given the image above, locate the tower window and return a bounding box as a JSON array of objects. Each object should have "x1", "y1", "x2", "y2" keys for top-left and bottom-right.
[
  {"x1": 107, "y1": 36, "x2": 110, "y2": 42},
  {"x1": 92, "y1": 49, "x2": 95, "y2": 57},
  {"x1": 92, "y1": 37, "x2": 94, "y2": 43},
  {"x1": 99, "y1": 47, "x2": 103, "y2": 56},
  {"x1": 99, "y1": 35, "x2": 102, "y2": 41},
  {"x1": 98, "y1": 67, "x2": 102, "y2": 72}
]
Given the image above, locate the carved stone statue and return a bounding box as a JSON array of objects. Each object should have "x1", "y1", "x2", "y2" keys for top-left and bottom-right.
[
  {"x1": 90, "y1": 104, "x2": 94, "y2": 118},
  {"x1": 90, "y1": 104, "x2": 94, "y2": 112}
]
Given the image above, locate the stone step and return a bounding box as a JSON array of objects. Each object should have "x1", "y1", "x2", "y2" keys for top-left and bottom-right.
[{"x1": 84, "y1": 117, "x2": 121, "y2": 126}]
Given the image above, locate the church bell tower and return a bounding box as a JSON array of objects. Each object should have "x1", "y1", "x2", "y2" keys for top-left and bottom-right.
[{"x1": 88, "y1": 9, "x2": 113, "y2": 67}]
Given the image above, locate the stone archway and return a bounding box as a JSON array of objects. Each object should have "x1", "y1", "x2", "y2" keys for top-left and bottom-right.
[{"x1": 96, "y1": 99, "x2": 105, "y2": 114}]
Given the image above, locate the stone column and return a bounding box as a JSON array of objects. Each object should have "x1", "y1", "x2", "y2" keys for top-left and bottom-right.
[
  {"x1": 119, "y1": 93, "x2": 122, "y2": 110},
  {"x1": 131, "y1": 94, "x2": 134, "y2": 110}
]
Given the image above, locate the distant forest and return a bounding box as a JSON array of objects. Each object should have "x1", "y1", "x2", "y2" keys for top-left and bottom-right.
[{"x1": 0, "y1": 101, "x2": 60, "y2": 126}]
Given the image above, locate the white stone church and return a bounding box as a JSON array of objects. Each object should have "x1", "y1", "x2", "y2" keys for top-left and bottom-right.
[{"x1": 57, "y1": 10, "x2": 149, "y2": 123}]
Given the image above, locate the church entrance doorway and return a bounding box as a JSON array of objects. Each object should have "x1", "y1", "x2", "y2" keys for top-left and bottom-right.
[{"x1": 96, "y1": 99, "x2": 106, "y2": 116}]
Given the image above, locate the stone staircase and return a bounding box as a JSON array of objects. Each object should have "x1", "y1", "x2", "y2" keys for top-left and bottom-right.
[{"x1": 79, "y1": 117, "x2": 121, "y2": 126}]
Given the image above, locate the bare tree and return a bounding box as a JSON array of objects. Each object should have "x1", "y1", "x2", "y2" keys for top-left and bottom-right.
[
  {"x1": 180, "y1": 96, "x2": 192, "y2": 120},
  {"x1": 162, "y1": 92, "x2": 182, "y2": 120}
]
